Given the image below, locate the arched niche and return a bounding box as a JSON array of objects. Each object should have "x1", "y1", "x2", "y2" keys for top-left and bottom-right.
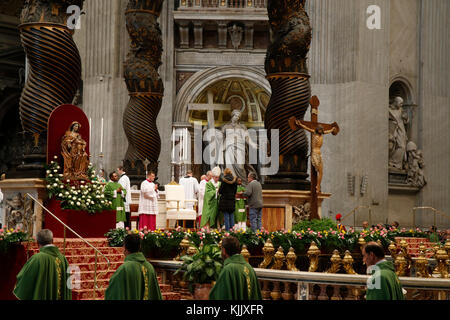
[{"x1": 173, "y1": 66, "x2": 271, "y2": 124}]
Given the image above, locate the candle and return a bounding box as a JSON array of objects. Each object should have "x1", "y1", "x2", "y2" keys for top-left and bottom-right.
[
  {"x1": 172, "y1": 128, "x2": 175, "y2": 162},
  {"x1": 185, "y1": 128, "x2": 188, "y2": 162},
  {"x1": 100, "y1": 118, "x2": 104, "y2": 154}
]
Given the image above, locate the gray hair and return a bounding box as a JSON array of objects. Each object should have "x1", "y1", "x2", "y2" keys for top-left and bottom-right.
[
  {"x1": 248, "y1": 172, "x2": 258, "y2": 180},
  {"x1": 37, "y1": 229, "x2": 53, "y2": 246}
]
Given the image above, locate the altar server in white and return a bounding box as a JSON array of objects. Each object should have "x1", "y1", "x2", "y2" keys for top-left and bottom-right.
[
  {"x1": 179, "y1": 170, "x2": 199, "y2": 210},
  {"x1": 138, "y1": 172, "x2": 158, "y2": 230}
]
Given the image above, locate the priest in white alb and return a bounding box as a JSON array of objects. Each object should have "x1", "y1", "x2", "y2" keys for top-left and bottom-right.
[
  {"x1": 179, "y1": 170, "x2": 199, "y2": 210},
  {"x1": 117, "y1": 166, "x2": 132, "y2": 229},
  {"x1": 138, "y1": 171, "x2": 158, "y2": 231},
  {"x1": 197, "y1": 171, "x2": 212, "y2": 226}
]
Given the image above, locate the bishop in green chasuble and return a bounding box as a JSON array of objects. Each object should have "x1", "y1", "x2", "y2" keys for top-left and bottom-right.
[
  {"x1": 14, "y1": 230, "x2": 71, "y2": 300},
  {"x1": 200, "y1": 179, "x2": 221, "y2": 229}
]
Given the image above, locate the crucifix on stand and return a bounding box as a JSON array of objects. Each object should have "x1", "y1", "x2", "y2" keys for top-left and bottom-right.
[
  {"x1": 188, "y1": 89, "x2": 230, "y2": 167},
  {"x1": 289, "y1": 96, "x2": 340, "y2": 220}
]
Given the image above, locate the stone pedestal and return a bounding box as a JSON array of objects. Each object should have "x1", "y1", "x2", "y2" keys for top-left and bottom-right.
[
  {"x1": 262, "y1": 190, "x2": 331, "y2": 232},
  {"x1": 0, "y1": 179, "x2": 47, "y2": 237}
]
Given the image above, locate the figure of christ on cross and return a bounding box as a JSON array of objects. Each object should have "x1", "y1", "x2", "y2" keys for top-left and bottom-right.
[
  {"x1": 188, "y1": 89, "x2": 231, "y2": 167},
  {"x1": 289, "y1": 96, "x2": 339, "y2": 219}
]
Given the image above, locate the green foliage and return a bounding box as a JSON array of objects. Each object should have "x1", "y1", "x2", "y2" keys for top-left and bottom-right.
[
  {"x1": 45, "y1": 158, "x2": 112, "y2": 213},
  {"x1": 0, "y1": 228, "x2": 30, "y2": 253},
  {"x1": 228, "y1": 228, "x2": 268, "y2": 252},
  {"x1": 293, "y1": 218, "x2": 338, "y2": 232},
  {"x1": 141, "y1": 229, "x2": 186, "y2": 259},
  {"x1": 174, "y1": 243, "x2": 223, "y2": 293},
  {"x1": 104, "y1": 228, "x2": 128, "y2": 247}
]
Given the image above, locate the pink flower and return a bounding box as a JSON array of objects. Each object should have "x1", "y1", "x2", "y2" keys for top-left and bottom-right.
[
  {"x1": 331, "y1": 231, "x2": 336, "y2": 235},
  {"x1": 125, "y1": 227, "x2": 130, "y2": 231},
  {"x1": 225, "y1": 232, "x2": 230, "y2": 237}
]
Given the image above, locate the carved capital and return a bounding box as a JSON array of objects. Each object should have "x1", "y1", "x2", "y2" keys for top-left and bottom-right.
[{"x1": 20, "y1": 0, "x2": 84, "y2": 25}]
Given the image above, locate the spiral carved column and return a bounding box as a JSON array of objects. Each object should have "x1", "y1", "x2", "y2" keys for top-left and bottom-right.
[
  {"x1": 15, "y1": 0, "x2": 83, "y2": 177},
  {"x1": 264, "y1": 0, "x2": 312, "y2": 190},
  {"x1": 123, "y1": 0, "x2": 164, "y2": 184}
]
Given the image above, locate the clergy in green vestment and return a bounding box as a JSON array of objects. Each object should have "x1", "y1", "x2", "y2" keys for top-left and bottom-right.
[
  {"x1": 200, "y1": 167, "x2": 221, "y2": 230},
  {"x1": 363, "y1": 242, "x2": 405, "y2": 300},
  {"x1": 209, "y1": 236, "x2": 262, "y2": 300},
  {"x1": 14, "y1": 229, "x2": 71, "y2": 300},
  {"x1": 104, "y1": 172, "x2": 127, "y2": 229},
  {"x1": 234, "y1": 179, "x2": 247, "y2": 230},
  {"x1": 105, "y1": 233, "x2": 162, "y2": 300}
]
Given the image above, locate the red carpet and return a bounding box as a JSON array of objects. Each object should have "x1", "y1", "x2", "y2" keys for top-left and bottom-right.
[{"x1": 26, "y1": 238, "x2": 181, "y2": 300}]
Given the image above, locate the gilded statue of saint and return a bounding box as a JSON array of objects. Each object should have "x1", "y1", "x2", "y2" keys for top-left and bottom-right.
[{"x1": 61, "y1": 121, "x2": 89, "y2": 180}]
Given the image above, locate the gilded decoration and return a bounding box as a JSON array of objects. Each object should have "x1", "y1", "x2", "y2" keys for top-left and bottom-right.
[
  {"x1": 61, "y1": 121, "x2": 89, "y2": 181},
  {"x1": 258, "y1": 238, "x2": 275, "y2": 269}
]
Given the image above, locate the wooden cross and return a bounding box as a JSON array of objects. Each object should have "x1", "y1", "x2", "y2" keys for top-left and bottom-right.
[
  {"x1": 188, "y1": 89, "x2": 231, "y2": 167},
  {"x1": 288, "y1": 95, "x2": 340, "y2": 220}
]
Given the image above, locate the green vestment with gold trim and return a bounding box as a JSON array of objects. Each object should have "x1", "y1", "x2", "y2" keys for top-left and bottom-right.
[
  {"x1": 14, "y1": 245, "x2": 71, "y2": 300},
  {"x1": 105, "y1": 252, "x2": 162, "y2": 300},
  {"x1": 209, "y1": 254, "x2": 262, "y2": 300}
]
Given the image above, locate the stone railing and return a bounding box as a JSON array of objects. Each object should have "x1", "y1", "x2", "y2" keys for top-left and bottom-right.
[
  {"x1": 178, "y1": 0, "x2": 267, "y2": 9},
  {"x1": 150, "y1": 238, "x2": 450, "y2": 300},
  {"x1": 151, "y1": 259, "x2": 450, "y2": 300}
]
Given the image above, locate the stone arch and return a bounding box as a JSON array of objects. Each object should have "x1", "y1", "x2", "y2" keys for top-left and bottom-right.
[
  {"x1": 173, "y1": 66, "x2": 271, "y2": 123},
  {"x1": 389, "y1": 76, "x2": 415, "y2": 105}
]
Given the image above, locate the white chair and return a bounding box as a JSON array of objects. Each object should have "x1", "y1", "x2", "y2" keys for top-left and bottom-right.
[{"x1": 165, "y1": 184, "x2": 197, "y2": 229}]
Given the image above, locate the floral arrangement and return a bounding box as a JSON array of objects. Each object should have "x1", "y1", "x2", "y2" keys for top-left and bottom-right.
[
  {"x1": 45, "y1": 157, "x2": 112, "y2": 213},
  {"x1": 0, "y1": 228, "x2": 30, "y2": 252},
  {"x1": 104, "y1": 223, "x2": 430, "y2": 259}
]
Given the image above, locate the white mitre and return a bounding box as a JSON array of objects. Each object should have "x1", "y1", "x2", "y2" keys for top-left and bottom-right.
[{"x1": 212, "y1": 166, "x2": 221, "y2": 177}]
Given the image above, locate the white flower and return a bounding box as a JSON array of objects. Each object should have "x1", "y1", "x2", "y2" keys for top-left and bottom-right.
[
  {"x1": 101, "y1": 200, "x2": 105, "y2": 204},
  {"x1": 53, "y1": 183, "x2": 57, "y2": 187},
  {"x1": 49, "y1": 174, "x2": 53, "y2": 178},
  {"x1": 57, "y1": 166, "x2": 60, "y2": 170},
  {"x1": 58, "y1": 193, "x2": 63, "y2": 197},
  {"x1": 68, "y1": 196, "x2": 72, "y2": 199},
  {"x1": 46, "y1": 170, "x2": 50, "y2": 174},
  {"x1": 65, "y1": 192, "x2": 69, "y2": 195},
  {"x1": 81, "y1": 181, "x2": 85, "y2": 184},
  {"x1": 47, "y1": 185, "x2": 51, "y2": 189},
  {"x1": 76, "y1": 202, "x2": 81, "y2": 206},
  {"x1": 59, "y1": 174, "x2": 63, "y2": 177},
  {"x1": 50, "y1": 161, "x2": 54, "y2": 164},
  {"x1": 101, "y1": 195, "x2": 105, "y2": 198},
  {"x1": 71, "y1": 186, "x2": 75, "y2": 190},
  {"x1": 54, "y1": 156, "x2": 58, "y2": 159},
  {"x1": 67, "y1": 180, "x2": 70, "y2": 183},
  {"x1": 70, "y1": 201, "x2": 74, "y2": 205},
  {"x1": 53, "y1": 169, "x2": 58, "y2": 173},
  {"x1": 55, "y1": 178, "x2": 59, "y2": 182}
]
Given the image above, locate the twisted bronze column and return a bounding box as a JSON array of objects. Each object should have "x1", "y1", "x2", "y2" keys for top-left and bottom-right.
[
  {"x1": 264, "y1": 0, "x2": 312, "y2": 189},
  {"x1": 123, "y1": 0, "x2": 164, "y2": 184},
  {"x1": 16, "y1": 0, "x2": 83, "y2": 177}
]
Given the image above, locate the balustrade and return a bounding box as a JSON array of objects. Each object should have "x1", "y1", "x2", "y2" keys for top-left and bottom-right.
[
  {"x1": 179, "y1": 0, "x2": 267, "y2": 9},
  {"x1": 151, "y1": 238, "x2": 450, "y2": 300}
]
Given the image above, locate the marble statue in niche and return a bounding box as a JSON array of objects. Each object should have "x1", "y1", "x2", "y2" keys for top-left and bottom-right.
[
  {"x1": 406, "y1": 141, "x2": 426, "y2": 188},
  {"x1": 389, "y1": 97, "x2": 409, "y2": 170}
]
